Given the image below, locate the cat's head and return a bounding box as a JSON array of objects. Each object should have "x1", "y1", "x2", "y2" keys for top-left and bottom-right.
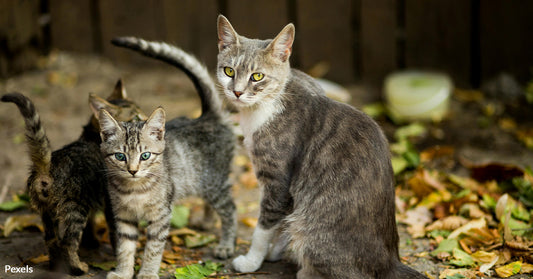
[
  {"x1": 97, "y1": 107, "x2": 166, "y2": 180},
  {"x1": 216, "y1": 15, "x2": 295, "y2": 108},
  {"x1": 89, "y1": 79, "x2": 147, "y2": 130}
]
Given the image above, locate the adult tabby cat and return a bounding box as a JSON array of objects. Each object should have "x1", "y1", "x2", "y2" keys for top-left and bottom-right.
[
  {"x1": 216, "y1": 15, "x2": 427, "y2": 279},
  {"x1": 1, "y1": 80, "x2": 146, "y2": 275},
  {"x1": 97, "y1": 38, "x2": 236, "y2": 279}
]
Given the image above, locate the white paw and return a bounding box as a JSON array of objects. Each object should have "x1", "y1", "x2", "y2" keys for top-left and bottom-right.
[
  {"x1": 106, "y1": 271, "x2": 131, "y2": 279},
  {"x1": 214, "y1": 244, "x2": 235, "y2": 259},
  {"x1": 137, "y1": 272, "x2": 159, "y2": 279},
  {"x1": 266, "y1": 245, "x2": 284, "y2": 262},
  {"x1": 232, "y1": 255, "x2": 262, "y2": 272}
]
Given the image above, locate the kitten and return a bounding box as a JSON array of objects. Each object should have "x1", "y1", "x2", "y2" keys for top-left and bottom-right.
[
  {"x1": 216, "y1": 15, "x2": 427, "y2": 279},
  {"x1": 1, "y1": 80, "x2": 146, "y2": 275},
  {"x1": 97, "y1": 38, "x2": 236, "y2": 279}
]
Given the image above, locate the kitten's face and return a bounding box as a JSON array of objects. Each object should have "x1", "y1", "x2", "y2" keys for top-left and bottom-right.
[
  {"x1": 98, "y1": 108, "x2": 166, "y2": 181},
  {"x1": 216, "y1": 16, "x2": 295, "y2": 109}
]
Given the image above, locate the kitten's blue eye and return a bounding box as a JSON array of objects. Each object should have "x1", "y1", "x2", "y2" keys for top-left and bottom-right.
[
  {"x1": 140, "y1": 152, "x2": 151, "y2": 161},
  {"x1": 115, "y1": 153, "x2": 126, "y2": 161}
]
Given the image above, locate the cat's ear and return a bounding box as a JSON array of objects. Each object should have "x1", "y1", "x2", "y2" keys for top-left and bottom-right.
[
  {"x1": 89, "y1": 93, "x2": 119, "y2": 120},
  {"x1": 143, "y1": 107, "x2": 166, "y2": 141},
  {"x1": 217, "y1": 15, "x2": 239, "y2": 51},
  {"x1": 98, "y1": 109, "x2": 122, "y2": 142},
  {"x1": 107, "y1": 79, "x2": 127, "y2": 100},
  {"x1": 266, "y1": 23, "x2": 295, "y2": 63}
]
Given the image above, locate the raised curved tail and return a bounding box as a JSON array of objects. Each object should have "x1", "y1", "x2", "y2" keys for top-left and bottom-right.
[
  {"x1": 2, "y1": 93, "x2": 52, "y2": 175},
  {"x1": 111, "y1": 37, "x2": 223, "y2": 118}
]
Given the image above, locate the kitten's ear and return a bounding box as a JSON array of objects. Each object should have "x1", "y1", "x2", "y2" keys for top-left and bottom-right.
[
  {"x1": 217, "y1": 15, "x2": 239, "y2": 51},
  {"x1": 98, "y1": 109, "x2": 122, "y2": 142},
  {"x1": 266, "y1": 23, "x2": 295, "y2": 63},
  {"x1": 106, "y1": 79, "x2": 127, "y2": 100},
  {"x1": 143, "y1": 107, "x2": 166, "y2": 141},
  {"x1": 89, "y1": 93, "x2": 119, "y2": 120}
]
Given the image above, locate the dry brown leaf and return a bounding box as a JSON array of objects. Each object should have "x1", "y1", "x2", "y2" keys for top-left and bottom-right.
[
  {"x1": 29, "y1": 254, "x2": 49, "y2": 264},
  {"x1": 168, "y1": 227, "x2": 197, "y2": 237},
  {"x1": 3, "y1": 214, "x2": 43, "y2": 237},
  {"x1": 426, "y1": 216, "x2": 469, "y2": 232},
  {"x1": 240, "y1": 217, "x2": 258, "y2": 228},
  {"x1": 438, "y1": 268, "x2": 476, "y2": 279},
  {"x1": 239, "y1": 171, "x2": 258, "y2": 189},
  {"x1": 448, "y1": 218, "x2": 487, "y2": 240}
]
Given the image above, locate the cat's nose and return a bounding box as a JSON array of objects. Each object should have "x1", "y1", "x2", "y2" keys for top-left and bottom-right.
[
  {"x1": 128, "y1": 170, "x2": 137, "y2": 176},
  {"x1": 234, "y1": 91, "x2": 243, "y2": 98}
]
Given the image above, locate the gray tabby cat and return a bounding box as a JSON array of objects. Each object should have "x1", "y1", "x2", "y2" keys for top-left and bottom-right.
[
  {"x1": 96, "y1": 38, "x2": 236, "y2": 279},
  {"x1": 1, "y1": 81, "x2": 146, "y2": 275},
  {"x1": 216, "y1": 15, "x2": 427, "y2": 279}
]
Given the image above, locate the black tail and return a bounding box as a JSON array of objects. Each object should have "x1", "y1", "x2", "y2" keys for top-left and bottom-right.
[
  {"x1": 111, "y1": 37, "x2": 223, "y2": 117},
  {"x1": 2, "y1": 93, "x2": 52, "y2": 176}
]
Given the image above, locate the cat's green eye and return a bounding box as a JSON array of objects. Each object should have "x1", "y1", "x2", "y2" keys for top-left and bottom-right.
[
  {"x1": 224, "y1": 67, "x2": 235, "y2": 77},
  {"x1": 140, "y1": 152, "x2": 151, "y2": 161},
  {"x1": 115, "y1": 153, "x2": 126, "y2": 162},
  {"x1": 251, "y1": 73, "x2": 264, "y2": 82}
]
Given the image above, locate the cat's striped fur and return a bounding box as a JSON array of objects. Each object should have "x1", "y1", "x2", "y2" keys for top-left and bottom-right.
[
  {"x1": 1, "y1": 81, "x2": 146, "y2": 275},
  {"x1": 100, "y1": 38, "x2": 236, "y2": 279}
]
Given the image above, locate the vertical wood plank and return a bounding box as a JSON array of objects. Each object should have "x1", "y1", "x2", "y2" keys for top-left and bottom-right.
[
  {"x1": 226, "y1": 0, "x2": 289, "y2": 41},
  {"x1": 480, "y1": 0, "x2": 533, "y2": 84},
  {"x1": 296, "y1": 0, "x2": 355, "y2": 83},
  {"x1": 360, "y1": 0, "x2": 397, "y2": 87},
  {"x1": 49, "y1": 0, "x2": 95, "y2": 52},
  {"x1": 163, "y1": 0, "x2": 220, "y2": 70},
  {"x1": 98, "y1": 0, "x2": 166, "y2": 64},
  {"x1": 404, "y1": 0, "x2": 472, "y2": 87}
]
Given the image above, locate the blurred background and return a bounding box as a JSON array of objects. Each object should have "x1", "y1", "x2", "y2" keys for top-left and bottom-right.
[{"x1": 2, "y1": 0, "x2": 533, "y2": 91}]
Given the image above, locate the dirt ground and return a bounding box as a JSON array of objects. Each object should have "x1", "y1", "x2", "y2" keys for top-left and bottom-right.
[{"x1": 0, "y1": 51, "x2": 532, "y2": 279}]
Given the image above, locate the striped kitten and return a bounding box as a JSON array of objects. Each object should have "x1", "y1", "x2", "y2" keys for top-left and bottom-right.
[
  {"x1": 98, "y1": 38, "x2": 236, "y2": 279},
  {"x1": 217, "y1": 15, "x2": 427, "y2": 279},
  {"x1": 1, "y1": 81, "x2": 146, "y2": 275}
]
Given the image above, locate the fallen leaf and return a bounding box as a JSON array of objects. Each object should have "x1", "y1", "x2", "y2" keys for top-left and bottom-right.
[
  {"x1": 426, "y1": 216, "x2": 469, "y2": 232},
  {"x1": 170, "y1": 205, "x2": 190, "y2": 229},
  {"x1": 168, "y1": 227, "x2": 197, "y2": 237},
  {"x1": 430, "y1": 238, "x2": 459, "y2": 257},
  {"x1": 495, "y1": 261, "x2": 522, "y2": 278},
  {"x1": 449, "y1": 248, "x2": 475, "y2": 267},
  {"x1": 438, "y1": 268, "x2": 476, "y2": 279},
  {"x1": 0, "y1": 200, "x2": 28, "y2": 212},
  {"x1": 239, "y1": 171, "x2": 258, "y2": 189},
  {"x1": 174, "y1": 260, "x2": 222, "y2": 279},
  {"x1": 448, "y1": 218, "x2": 486, "y2": 240},
  {"x1": 89, "y1": 261, "x2": 116, "y2": 271},
  {"x1": 184, "y1": 234, "x2": 217, "y2": 248},
  {"x1": 29, "y1": 254, "x2": 49, "y2": 264},
  {"x1": 240, "y1": 217, "x2": 258, "y2": 228},
  {"x1": 3, "y1": 214, "x2": 43, "y2": 237}
]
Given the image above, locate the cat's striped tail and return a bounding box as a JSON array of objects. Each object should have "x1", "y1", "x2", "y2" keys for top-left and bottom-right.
[
  {"x1": 2, "y1": 93, "x2": 53, "y2": 200},
  {"x1": 111, "y1": 37, "x2": 223, "y2": 118}
]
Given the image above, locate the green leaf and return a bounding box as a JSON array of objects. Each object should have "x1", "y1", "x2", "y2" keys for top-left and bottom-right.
[
  {"x1": 0, "y1": 200, "x2": 28, "y2": 212},
  {"x1": 89, "y1": 261, "x2": 116, "y2": 271},
  {"x1": 362, "y1": 102, "x2": 385, "y2": 118},
  {"x1": 449, "y1": 248, "x2": 475, "y2": 267},
  {"x1": 481, "y1": 194, "x2": 497, "y2": 210},
  {"x1": 402, "y1": 150, "x2": 420, "y2": 168},
  {"x1": 391, "y1": 156, "x2": 409, "y2": 175},
  {"x1": 171, "y1": 205, "x2": 190, "y2": 229},
  {"x1": 446, "y1": 274, "x2": 466, "y2": 279},
  {"x1": 175, "y1": 261, "x2": 222, "y2": 279},
  {"x1": 184, "y1": 234, "x2": 217, "y2": 248},
  {"x1": 430, "y1": 238, "x2": 459, "y2": 257},
  {"x1": 394, "y1": 123, "x2": 427, "y2": 141}
]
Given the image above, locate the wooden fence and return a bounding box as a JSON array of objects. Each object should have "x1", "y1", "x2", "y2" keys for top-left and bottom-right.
[{"x1": 2, "y1": 0, "x2": 533, "y2": 89}]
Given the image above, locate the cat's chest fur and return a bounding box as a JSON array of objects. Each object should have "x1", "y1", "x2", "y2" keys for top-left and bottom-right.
[{"x1": 239, "y1": 97, "x2": 284, "y2": 150}]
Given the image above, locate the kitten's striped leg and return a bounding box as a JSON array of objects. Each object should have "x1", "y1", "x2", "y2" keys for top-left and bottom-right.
[
  {"x1": 205, "y1": 184, "x2": 237, "y2": 259},
  {"x1": 107, "y1": 219, "x2": 138, "y2": 279},
  {"x1": 137, "y1": 216, "x2": 170, "y2": 279},
  {"x1": 57, "y1": 203, "x2": 89, "y2": 275}
]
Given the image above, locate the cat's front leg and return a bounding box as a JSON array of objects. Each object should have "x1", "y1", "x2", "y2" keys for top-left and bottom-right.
[
  {"x1": 107, "y1": 221, "x2": 139, "y2": 279},
  {"x1": 232, "y1": 224, "x2": 277, "y2": 272},
  {"x1": 137, "y1": 216, "x2": 170, "y2": 279}
]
